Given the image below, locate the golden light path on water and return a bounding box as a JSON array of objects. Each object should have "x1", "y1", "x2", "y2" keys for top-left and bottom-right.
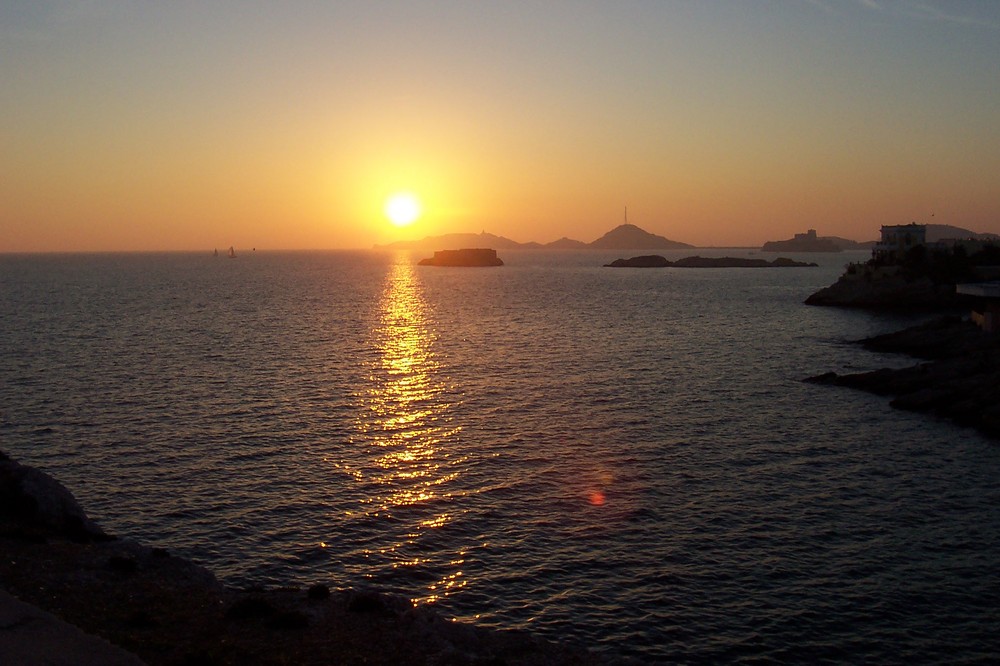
[{"x1": 346, "y1": 254, "x2": 466, "y2": 606}]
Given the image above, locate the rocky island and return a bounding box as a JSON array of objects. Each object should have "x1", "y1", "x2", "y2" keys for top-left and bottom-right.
[
  {"x1": 0, "y1": 451, "x2": 607, "y2": 665},
  {"x1": 605, "y1": 255, "x2": 817, "y2": 268},
  {"x1": 418, "y1": 248, "x2": 504, "y2": 267}
]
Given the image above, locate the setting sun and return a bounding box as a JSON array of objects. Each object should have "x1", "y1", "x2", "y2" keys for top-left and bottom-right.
[{"x1": 384, "y1": 193, "x2": 422, "y2": 227}]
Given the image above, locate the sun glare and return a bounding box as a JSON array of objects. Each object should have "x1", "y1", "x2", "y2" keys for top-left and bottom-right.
[{"x1": 384, "y1": 193, "x2": 422, "y2": 227}]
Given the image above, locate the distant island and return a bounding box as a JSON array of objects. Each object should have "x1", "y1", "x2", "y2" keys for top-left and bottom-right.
[
  {"x1": 418, "y1": 248, "x2": 504, "y2": 267},
  {"x1": 605, "y1": 255, "x2": 818, "y2": 268},
  {"x1": 376, "y1": 223, "x2": 693, "y2": 251},
  {"x1": 761, "y1": 229, "x2": 846, "y2": 252}
]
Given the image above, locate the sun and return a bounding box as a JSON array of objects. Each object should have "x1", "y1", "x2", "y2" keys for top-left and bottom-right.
[{"x1": 384, "y1": 192, "x2": 422, "y2": 227}]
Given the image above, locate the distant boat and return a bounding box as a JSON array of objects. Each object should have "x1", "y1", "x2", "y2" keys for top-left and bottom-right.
[{"x1": 228, "y1": 246, "x2": 236, "y2": 259}]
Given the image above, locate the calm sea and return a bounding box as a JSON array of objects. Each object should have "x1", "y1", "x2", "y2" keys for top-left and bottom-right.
[{"x1": 2, "y1": 249, "x2": 998, "y2": 663}]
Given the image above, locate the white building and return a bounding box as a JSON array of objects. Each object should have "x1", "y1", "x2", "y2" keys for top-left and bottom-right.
[{"x1": 873, "y1": 223, "x2": 926, "y2": 262}]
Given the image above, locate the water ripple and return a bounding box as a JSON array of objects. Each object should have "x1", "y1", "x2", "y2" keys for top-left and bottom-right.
[{"x1": 2, "y1": 250, "x2": 1000, "y2": 662}]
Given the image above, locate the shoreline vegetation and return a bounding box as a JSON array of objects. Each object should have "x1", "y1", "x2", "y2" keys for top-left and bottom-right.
[{"x1": 0, "y1": 451, "x2": 608, "y2": 665}]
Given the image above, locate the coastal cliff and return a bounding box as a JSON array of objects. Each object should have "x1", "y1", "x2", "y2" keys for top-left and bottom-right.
[{"x1": 0, "y1": 452, "x2": 606, "y2": 665}]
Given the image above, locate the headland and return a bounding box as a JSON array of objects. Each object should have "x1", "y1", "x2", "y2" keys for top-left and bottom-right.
[{"x1": 806, "y1": 317, "x2": 1000, "y2": 440}]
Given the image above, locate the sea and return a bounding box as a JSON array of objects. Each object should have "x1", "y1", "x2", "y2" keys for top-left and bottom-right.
[{"x1": 2, "y1": 249, "x2": 998, "y2": 664}]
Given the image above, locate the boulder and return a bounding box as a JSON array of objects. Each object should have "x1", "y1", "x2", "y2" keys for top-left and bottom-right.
[{"x1": 0, "y1": 451, "x2": 108, "y2": 541}]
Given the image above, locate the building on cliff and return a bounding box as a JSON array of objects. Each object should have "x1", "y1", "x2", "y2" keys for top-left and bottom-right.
[{"x1": 873, "y1": 223, "x2": 926, "y2": 262}]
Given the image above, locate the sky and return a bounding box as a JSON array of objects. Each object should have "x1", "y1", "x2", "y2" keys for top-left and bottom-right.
[{"x1": 2, "y1": 0, "x2": 999, "y2": 251}]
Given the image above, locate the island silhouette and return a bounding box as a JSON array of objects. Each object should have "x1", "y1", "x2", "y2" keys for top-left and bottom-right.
[{"x1": 375, "y1": 223, "x2": 693, "y2": 251}]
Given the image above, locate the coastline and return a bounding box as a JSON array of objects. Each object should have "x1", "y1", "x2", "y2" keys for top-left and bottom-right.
[
  {"x1": 806, "y1": 317, "x2": 1000, "y2": 439},
  {"x1": 0, "y1": 452, "x2": 609, "y2": 665}
]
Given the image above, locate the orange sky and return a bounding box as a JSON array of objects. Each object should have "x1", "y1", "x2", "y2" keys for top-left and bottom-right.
[{"x1": 2, "y1": 2, "x2": 999, "y2": 252}]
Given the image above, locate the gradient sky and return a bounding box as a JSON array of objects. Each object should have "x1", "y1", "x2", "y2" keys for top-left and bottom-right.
[{"x1": 2, "y1": 1, "x2": 999, "y2": 251}]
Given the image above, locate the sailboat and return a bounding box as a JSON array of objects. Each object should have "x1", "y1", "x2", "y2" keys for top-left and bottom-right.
[{"x1": 228, "y1": 246, "x2": 236, "y2": 259}]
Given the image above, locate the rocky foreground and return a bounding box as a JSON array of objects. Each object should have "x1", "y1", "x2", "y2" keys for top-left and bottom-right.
[
  {"x1": 0, "y1": 452, "x2": 608, "y2": 665},
  {"x1": 804, "y1": 273, "x2": 965, "y2": 308},
  {"x1": 806, "y1": 317, "x2": 1000, "y2": 439}
]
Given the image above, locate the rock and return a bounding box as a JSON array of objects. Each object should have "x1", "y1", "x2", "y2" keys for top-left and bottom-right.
[
  {"x1": 306, "y1": 584, "x2": 330, "y2": 601},
  {"x1": 108, "y1": 555, "x2": 138, "y2": 573},
  {"x1": 0, "y1": 452, "x2": 613, "y2": 665},
  {"x1": 0, "y1": 451, "x2": 109, "y2": 542},
  {"x1": 672, "y1": 256, "x2": 816, "y2": 268},
  {"x1": 605, "y1": 255, "x2": 817, "y2": 268},
  {"x1": 269, "y1": 610, "x2": 310, "y2": 630},
  {"x1": 805, "y1": 274, "x2": 964, "y2": 309},
  {"x1": 805, "y1": 317, "x2": 1000, "y2": 439},
  {"x1": 225, "y1": 596, "x2": 277, "y2": 620},
  {"x1": 604, "y1": 255, "x2": 671, "y2": 267},
  {"x1": 346, "y1": 590, "x2": 392, "y2": 615}
]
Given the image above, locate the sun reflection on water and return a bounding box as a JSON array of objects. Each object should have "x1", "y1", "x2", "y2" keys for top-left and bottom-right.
[{"x1": 345, "y1": 254, "x2": 465, "y2": 605}]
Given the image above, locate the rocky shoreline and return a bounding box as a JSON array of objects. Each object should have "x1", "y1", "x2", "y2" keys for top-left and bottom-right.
[
  {"x1": 806, "y1": 316, "x2": 1000, "y2": 439},
  {"x1": 804, "y1": 273, "x2": 966, "y2": 309},
  {"x1": 0, "y1": 452, "x2": 609, "y2": 665}
]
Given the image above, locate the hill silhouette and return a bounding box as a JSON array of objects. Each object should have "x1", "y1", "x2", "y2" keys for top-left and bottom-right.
[
  {"x1": 587, "y1": 224, "x2": 693, "y2": 250},
  {"x1": 374, "y1": 223, "x2": 691, "y2": 251},
  {"x1": 925, "y1": 224, "x2": 1000, "y2": 242}
]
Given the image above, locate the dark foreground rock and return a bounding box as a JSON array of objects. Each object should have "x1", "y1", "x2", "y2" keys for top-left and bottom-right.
[
  {"x1": 805, "y1": 317, "x2": 1000, "y2": 439},
  {"x1": 0, "y1": 452, "x2": 609, "y2": 665},
  {"x1": 804, "y1": 274, "x2": 964, "y2": 308},
  {"x1": 605, "y1": 255, "x2": 817, "y2": 268}
]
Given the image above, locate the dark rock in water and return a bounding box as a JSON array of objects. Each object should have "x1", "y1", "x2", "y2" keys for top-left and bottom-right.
[
  {"x1": 771, "y1": 257, "x2": 820, "y2": 267},
  {"x1": 605, "y1": 255, "x2": 817, "y2": 268},
  {"x1": 0, "y1": 451, "x2": 109, "y2": 542},
  {"x1": 604, "y1": 255, "x2": 671, "y2": 267},
  {"x1": 418, "y1": 248, "x2": 504, "y2": 267}
]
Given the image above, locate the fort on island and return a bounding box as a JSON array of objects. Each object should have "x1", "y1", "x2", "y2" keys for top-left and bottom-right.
[
  {"x1": 761, "y1": 229, "x2": 842, "y2": 252},
  {"x1": 418, "y1": 248, "x2": 504, "y2": 267}
]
